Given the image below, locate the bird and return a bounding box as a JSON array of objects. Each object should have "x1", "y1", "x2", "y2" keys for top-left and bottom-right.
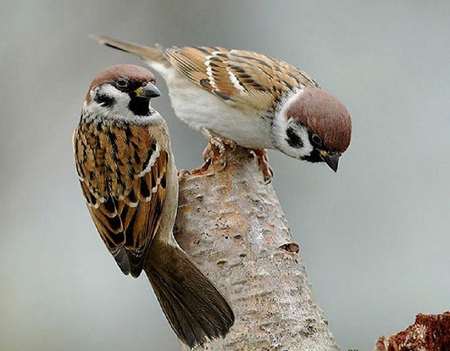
[
  {"x1": 90, "y1": 35, "x2": 352, "y2": 181},
  {"x1": 73, "y1": 64, "x2": 234, "y2": 349}
]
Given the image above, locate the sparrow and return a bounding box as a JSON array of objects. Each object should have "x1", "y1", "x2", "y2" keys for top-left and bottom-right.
[
  {"x1": 73, "y1": 64, "x2": 234, "y2": 348},
  {"x1": 91, "y1": 35, "x2": 352, "y2": 180}
]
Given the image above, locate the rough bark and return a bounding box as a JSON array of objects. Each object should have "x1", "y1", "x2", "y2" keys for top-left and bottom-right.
[
  {"x1": 374, "y1": 312, "x2": 450, "y2": 351},
  {"x1": 174, "y1": 146, "x2": 339, "y2": 351}
]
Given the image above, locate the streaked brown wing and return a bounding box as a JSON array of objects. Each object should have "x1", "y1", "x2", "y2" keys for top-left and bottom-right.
[
  {"x1": 74, "y1": 123, "x2": 168, "y2": 277},
  {"x1": 165, "y1": 46, "x2": 320, "y2": 112}
]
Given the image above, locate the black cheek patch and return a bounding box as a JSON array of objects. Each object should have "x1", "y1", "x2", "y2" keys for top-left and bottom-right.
[
  {"x1": 286, "y1": 127, "x2": 303, "y2": 148},
  {"x1": 95, "y1": 94, "x2": 115, "y2": 107}
]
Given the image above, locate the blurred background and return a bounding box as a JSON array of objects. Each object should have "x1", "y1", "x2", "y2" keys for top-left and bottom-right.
[{"x1": 2, "y1": 1, "x2": 450, "y2": 350}]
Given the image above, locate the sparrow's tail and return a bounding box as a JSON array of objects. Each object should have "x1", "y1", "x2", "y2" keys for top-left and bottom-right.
[
  {"x1": 144, "y1": 238, "x2": 234, "y2": 349},
  {"x1": 90, "y1": 34, "x2": 170, "y2": 70}
]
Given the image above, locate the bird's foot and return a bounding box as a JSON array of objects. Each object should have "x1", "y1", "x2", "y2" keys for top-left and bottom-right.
[
  {"x1": 193, "y1": 128, "x2": 236, "y2": 173},
  {"x1": 177, "y1": 169, "x2": 191, "y2": 179},
  {"x1": 250, "y1": 148, "x2": 274, "y2": 184}
]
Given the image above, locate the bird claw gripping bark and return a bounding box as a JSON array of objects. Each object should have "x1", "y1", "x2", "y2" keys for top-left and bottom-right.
[
  {"x1": 177, "y1": 169, "x2": 191, "y2": 179},
  {"x1": 192, "y1": 129, "x2": 273, "y2": 183},
  {"x1": 251, "y1": 148, "x2": 274, "y2": 184},
  {"x1": 191, "y1": 128, "x2": 237, "y2": 174}
]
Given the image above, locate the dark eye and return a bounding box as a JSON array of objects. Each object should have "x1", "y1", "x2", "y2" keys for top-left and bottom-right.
[
  {"x1": 311, "y1": 134, "x2": 323, "y2": 147},
  {"x1": 116, "y1": 77, "x2": 129, "y2": 89}
]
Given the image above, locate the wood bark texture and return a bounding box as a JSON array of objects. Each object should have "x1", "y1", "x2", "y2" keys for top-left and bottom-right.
[{"x1": 175, "y1": 147, "x2": 339, "y2": 351}]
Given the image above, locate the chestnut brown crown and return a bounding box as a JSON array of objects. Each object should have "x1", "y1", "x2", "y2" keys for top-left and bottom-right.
[
  {"x1": 86, "y1": 64, "x2": 156, "y2": 100},
  {"x1": 286, "y1": 88, "x2": 352, "y2": 154}
]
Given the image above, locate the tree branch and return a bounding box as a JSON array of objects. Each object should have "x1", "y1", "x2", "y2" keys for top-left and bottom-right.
[{"x1": 175, "y1": 147, "x2": 339, "y2": 350}]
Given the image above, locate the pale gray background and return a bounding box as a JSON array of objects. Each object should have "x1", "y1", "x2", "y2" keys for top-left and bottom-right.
[{"x1": 1, "y1": 1, "x2": 449, "y2": 350}]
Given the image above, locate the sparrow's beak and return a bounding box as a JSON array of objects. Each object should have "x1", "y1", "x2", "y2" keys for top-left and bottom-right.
[
  {"x1": 135, "y1": 82, "x2": 161, "y2": 99},
  {"x1": 319, "y1": 150, "x2": 340, "y2": 172}
]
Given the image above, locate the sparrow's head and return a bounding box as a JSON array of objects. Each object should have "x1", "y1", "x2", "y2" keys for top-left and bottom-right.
[
  {"x1": 274, "y1": 88, "x2": 352, "y2": 172},
  {"x1": 85, "y1": 64, "x2": 161, "y2": 119}
]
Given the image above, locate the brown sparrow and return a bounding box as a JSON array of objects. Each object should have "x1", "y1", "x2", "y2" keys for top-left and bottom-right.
[
  {"x1": 91, "y1": 35, "x2": 352, "y2": 180},
  {"x1": 73, "y1": 65, "x2": 234, "y2": 348}
]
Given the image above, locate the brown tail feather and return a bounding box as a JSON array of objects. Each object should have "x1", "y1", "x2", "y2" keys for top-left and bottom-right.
[
  {"x1": 89, "y1": 34, "x2": 169, "y2": 68},
  {"x1": 144, "y1": 239, "x2": 234, "y2": 348}
]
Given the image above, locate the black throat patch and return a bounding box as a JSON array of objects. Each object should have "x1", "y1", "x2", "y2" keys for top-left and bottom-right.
[{"x1": 128, "y1": 97, "x2": 150, "y2": 116}]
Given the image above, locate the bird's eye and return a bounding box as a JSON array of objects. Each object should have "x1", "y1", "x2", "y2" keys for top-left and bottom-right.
[
  {"x1": 311, "y1": 134, "x2": 323, "y2": 147},
  {"x1": 116, "y1": 78, "x2": 129, "y2": 89}
]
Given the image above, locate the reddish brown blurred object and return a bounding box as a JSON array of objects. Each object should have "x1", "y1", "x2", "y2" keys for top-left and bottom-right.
[{"x1": 375, "y1": 312, "x2": 450, "y2": 351}]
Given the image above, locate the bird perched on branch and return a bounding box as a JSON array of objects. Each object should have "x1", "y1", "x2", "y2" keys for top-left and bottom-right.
[
  {"x1": 91, "y1": 35, "x2": 352, "y2": 181},
  {"x1": 73, "y1": 65, "x2": 234, "y2": 348}
]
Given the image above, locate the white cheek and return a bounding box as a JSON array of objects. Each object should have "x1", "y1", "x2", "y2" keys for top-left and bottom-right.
[
  {"x1": 86, "y1": 84, "x2": 136, "y2": 120},
  {"x1": 272, "y1": 89, "x2": 316, "y2": 159},
  {"x1": 272, "y1": 89, "x2": 302, "y2": 143},
  {"x1": 296, "y1": 126, "x2": 313, "y2": 157},
  {"x1": 272, "y1": 111, "x2": 314, "y2": 159},
  {"x1": 96, "y1": 85, "x2": 132, "y2": 115}
]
